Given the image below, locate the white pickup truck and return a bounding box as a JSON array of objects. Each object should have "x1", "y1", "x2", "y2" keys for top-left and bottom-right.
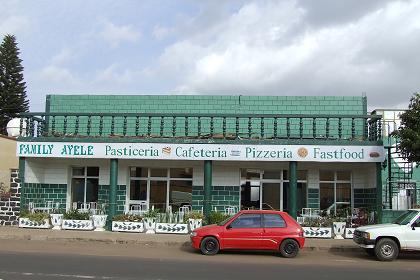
[{"x1": 353, "y1": 209, "x2": 420, "y2": 261}]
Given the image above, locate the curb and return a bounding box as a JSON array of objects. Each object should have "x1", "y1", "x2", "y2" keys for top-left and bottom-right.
[{"x1": 0, "y1": 234, "x2": 360, "y2": 251}]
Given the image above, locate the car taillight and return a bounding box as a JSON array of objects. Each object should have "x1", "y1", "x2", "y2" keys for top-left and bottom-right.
[{"x1": 298, "y1": 228, "x2": 304, "y2": 237}]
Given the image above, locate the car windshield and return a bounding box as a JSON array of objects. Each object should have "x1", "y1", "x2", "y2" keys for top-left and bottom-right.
[
  {"x1": 218, "y1": 216, "x2": 234, "y2": 226},
  {"x1": 393, "y1": 210, "x2": 418, "y2": 225}
]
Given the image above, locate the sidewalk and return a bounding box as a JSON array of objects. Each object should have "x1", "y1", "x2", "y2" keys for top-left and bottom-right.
[{"x1": 0, "y1": 226, "x2": 359, "y2": 251}]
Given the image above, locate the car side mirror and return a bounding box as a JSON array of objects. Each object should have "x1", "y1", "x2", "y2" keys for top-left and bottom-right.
[
  {"x1": 412, "y1": 225, "x2": 416, "y2": 230},
  {"x1": 226, "y1": 224, "x2": 232, "y2": 230}
]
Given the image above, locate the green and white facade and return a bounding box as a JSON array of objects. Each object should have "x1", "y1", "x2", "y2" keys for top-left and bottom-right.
[{"x1": 16, "y1": 95, "x2": 386, "y2": 221}]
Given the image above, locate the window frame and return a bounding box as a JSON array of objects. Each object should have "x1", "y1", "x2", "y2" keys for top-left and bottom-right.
[
  {"x1": 70, "y1": 166, "x2": 100, "y2": 205},
  {"x1": 262, "y1": 213, "x2": 287, "y2": 228},
  {"x1": 319, "y1": 170, "x2": 352, "y2": 214},
  {"x1": 228, "y1": 213, "x2": 262, "y2": 229},
  {"x1": 128, "y1": 167, "x2": 193, "y2": 212}
]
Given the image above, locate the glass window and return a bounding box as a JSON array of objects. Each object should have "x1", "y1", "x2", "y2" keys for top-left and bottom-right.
[
  {"x1": 130, "y1": 167, "x2": 147, "y2": 178},
  {"x1": 230, "y1": 214, "x2": 261, "y2": 228},
  {"x1": 170, "y1": 168, "x2": 192, "y2": 179},
  {"x1": 320, "y1": 183, "x2": 334, "y2": 210},
  {"x1": 337, "y1": 171, "x2": 351, "y2": 181},
  {"x1": 336, "y1": 183, "x2": 351, "y2": 203},
  {"x1": 319, "y1": 171, "x2": 352, "y2": 214},
  {"x1": 71, "y1": 178, "x2": 85, "y2": 203},
  {"x1": 320, "y1": 171, "x2": 334, "y2": 181},
  {"x1": 263, "y1": 170, "x2": 280, "y2": 179},
  {"x1": 72, "y1": 167, "x2": 84, "y2": 176},
  {"x1": 298, "y1": 171, "x2": 307, "y2": 181},
  {"x1": 71, "y1": 167, "x2": 99, "y2": 204},
  {"x1": 263, "y1": 214, "x2": 286, "y2": 228},
  {"x1": 149, "y1": 181, "x2": 167, "y2": 212},
  {"x1": 169, "y1": 180, "x2": 192, "y2": 211},
  {"x1": 283, "y1": 170, "x2": 307, "y2": 181},
  {"x1": 130, "y1": 180, "x2": 147, "y2": 200},
  {"x1": 393, "y1": 210, "x2": 418, "y2": 225},
  {"x1": 150, "y1": 168, "x2": 167, "y2": 177},
  {"x1": 87, "y1": 167, "x2": 99, "y2": 177}
]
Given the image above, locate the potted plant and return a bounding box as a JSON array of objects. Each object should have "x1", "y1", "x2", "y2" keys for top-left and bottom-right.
[
  {"x1": 62, "y1": 209, "x2": 93, "y2": 230},
  {"x1": 301, "y1": 216, "x2": 333, "y2": 239},
  {"x1": 50, "y1": 209, "x2": 65, "y2": 230},
  {"x1": 155, "y1": 211, "x2": 189, "y2": 234},
  {"x1": 19, "y1": 210, "x2": 51, "y2": 229},
  {"x1": 143, "y1": 209, "x2": 159, "y2": 234},
  {"x1": 331, "y1": 208, "x2": 350, "y2": 239},
  {"x1": 92, "y1": 203, "x2": 108, "y2": 231},
  {"x1": 112, "y1": 214, "x2": 144, "y2": 233},
  {"x1": 185, "y1": 211, "x2": 204, "y2": 232}
]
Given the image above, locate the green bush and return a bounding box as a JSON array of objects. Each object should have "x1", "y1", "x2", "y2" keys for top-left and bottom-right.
[
  {"x1": 207, "y1": 211, "x2": 232, "y2": 225},
  {"x1": 20, "y1": 211, "x2": 50, "y2": 223},
  {"x1": 183, "y1": 211, "x2": 204, "y2": 223},
  {"x1": 113, "y1": 214, "x2": 143, "y2": 222},
  {"x1": 143, "y1": 209, "x2": 160, "y2": 219},
  {"x1": 63, "y1": 209, "x2": 90, "y2": 220}
]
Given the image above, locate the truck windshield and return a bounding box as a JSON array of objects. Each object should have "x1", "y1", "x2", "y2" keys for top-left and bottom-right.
[{"x1": 393, "y1": 210, "x2": 418, "y2": 225}]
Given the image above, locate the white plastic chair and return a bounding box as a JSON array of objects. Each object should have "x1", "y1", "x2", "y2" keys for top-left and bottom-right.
[{"x1": 224, "y1": 206, "x2": 238, "y2": 215}]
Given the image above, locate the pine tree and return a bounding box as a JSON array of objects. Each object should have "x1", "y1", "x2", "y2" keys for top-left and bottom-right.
[{"x1": 0, "y1": 34, "x2": 29, "y2": 135}]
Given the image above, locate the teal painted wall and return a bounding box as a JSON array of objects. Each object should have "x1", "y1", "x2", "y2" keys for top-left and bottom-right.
[
  {"x1": 21, "y1": 183, "x2": 67, "y2": 211},
  {"x1": 307, "y1": 189, "x2": 319, "y2": 209},
  {"x1": 47, "y1": 95, "x2": 366, "y2": 115},
  {"x1": 97, "y1": 185, "x2": 126, "y2": 215},
  {"x1": 192, "y1": 185, "x2": 240, "y2": 211},
  {"x1": 45, "y1": 95, "x2": 367, "y2": 139}
]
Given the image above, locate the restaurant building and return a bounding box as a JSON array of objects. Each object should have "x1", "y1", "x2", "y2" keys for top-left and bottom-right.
[{"x1": 16, "y1": 95, "x2": 385, "y2": 221}]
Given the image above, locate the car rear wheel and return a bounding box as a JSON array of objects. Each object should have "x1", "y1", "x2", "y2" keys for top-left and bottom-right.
[
  {"x1": 374, "y1": 238, "x2": 399, "y2": 261},
  {"x1": 279, "y1": 239, "x2": 299, "y2": 258},
  {"x1": 200, "y1": 237, "x2": 219, "y2": 255}
]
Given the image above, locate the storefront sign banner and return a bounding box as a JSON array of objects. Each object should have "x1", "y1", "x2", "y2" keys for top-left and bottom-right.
[{"x1": 17, "y1": 142, "x2": 385, "y2": 162}]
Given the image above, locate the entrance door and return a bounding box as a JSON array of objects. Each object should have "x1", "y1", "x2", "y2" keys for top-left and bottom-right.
[
  {"x1": 262, "y1": 183, "x2": 281, "y2": 210},
  {"x1": 241, "y1": 170, "x2": 282, "y2": 210}
]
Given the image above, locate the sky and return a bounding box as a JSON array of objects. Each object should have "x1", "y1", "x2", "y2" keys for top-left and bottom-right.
[{"x1": 0, "y1": 0, "x2": 419, "y2": 112}]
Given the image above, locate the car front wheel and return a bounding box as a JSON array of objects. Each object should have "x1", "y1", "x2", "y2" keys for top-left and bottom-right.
[
  {"x1": 374, "y1": 238, "x2": 399, "y2": 261},
  {"x1": 200, "y1": 236, "x2": 220, "y2": 255},
  {"x1": 279, "y1": 239, "x2": 299, "y2": 258}
]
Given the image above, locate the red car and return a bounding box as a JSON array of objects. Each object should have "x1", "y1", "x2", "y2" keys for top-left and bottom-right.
[{"x1": 191, "y1": 210, "x2": 305, "y2": 258}]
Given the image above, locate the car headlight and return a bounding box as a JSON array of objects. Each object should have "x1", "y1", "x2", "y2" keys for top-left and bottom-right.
[
  {"x1": 362, "y1": 232, "x2": 370, "y2": 239},
  {"x1": 190, "y1": 231, "x2": 198, "y2": 237}
]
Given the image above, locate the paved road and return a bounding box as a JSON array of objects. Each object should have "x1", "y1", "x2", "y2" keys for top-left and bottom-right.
[{"x1": 0, "y1": 240, "x2": 419, "y2": 280}]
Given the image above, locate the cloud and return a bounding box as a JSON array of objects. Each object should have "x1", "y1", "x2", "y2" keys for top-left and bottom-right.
[
  {"x1": 50, "y1": 48, "x2": 76, "y2": 65},
  {"x1": 38, "y1": 65, "x2": 79, "y2": 85},
  {"x1": 156, "y1": 0, "x2": 420, "y2": 109},
  {"x1": 94, "y1": 64, "x2": 149, "y2": 84},
  {"x1": 100, "y1": 21, "x2": 141, "y2": 48}
]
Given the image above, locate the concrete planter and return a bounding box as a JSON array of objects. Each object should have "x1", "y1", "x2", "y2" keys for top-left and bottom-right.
[
  {"x1": 155, "y1": 223, "x2": 188, "y2": 234},
  {"x1": 333, "y1": 222, "x2": 347, "y2": 239},
  {"x1": 188, "y1": 219, "x2": 202, "y2": 232},
  {"x1": 345, "y1": 228, "x2": 356, "y2": 239},
  {"x1": 92, "y1": 215, "x2": 108, "y2": 231},
  {"x1": 18, "y1": 217, "x2": 50, "y2": 229},
  {"x1": 112, "y1": 221, "x2": 144, "y2": 233},
  {"x1": 62, "y1": 219, "x2": 94, "y2": 230},
  {"x1": 50, "y1": 214, "x2": 63, "y2": 230},
  {"x1": 302, "y1": 226, "x2": 332, "y2": 238},
  {"x1": 144, "y1": 218, "x2": 156, "y2": 234}
]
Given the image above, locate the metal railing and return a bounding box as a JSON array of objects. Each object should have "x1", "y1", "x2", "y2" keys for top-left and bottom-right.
[{"x1": 16, "y1": 112, "x2": 383, "y2": 142}]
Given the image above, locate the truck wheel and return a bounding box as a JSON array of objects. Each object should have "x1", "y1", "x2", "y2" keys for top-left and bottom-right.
[{"x1": 374, "y1": 238, "x2": 399, "y2": 261}]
